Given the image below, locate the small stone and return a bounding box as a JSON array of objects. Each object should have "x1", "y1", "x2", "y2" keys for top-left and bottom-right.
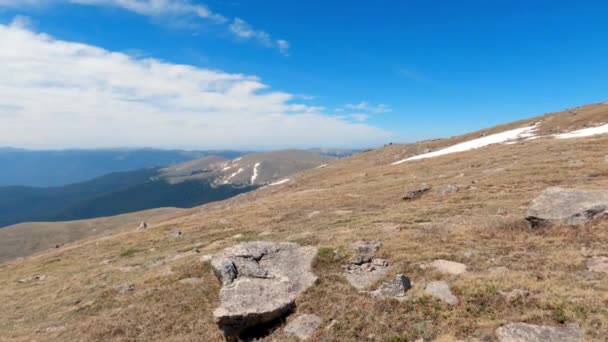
[
  {"x1": 586, "y1": 256, "x2": 608, "y2": 273},
  {"x1": 424, "y1": 281, "x2": 458, "y2": 305},
  {"x1": 436, "y1": 184, "x2": 459, "y2": 196},
  {"x1": 369, "y1": 274, "x2": 412, "y2": 298},
  {"x1": 258, "y1": 230, "x2": 272, "y2": 236},
  {"x1": 113, "y1": 283, "x2": 135, "y2": 294},
  {"x1": 171, "y1": 231, "x2": 183, "y2": 238},
  {"x1": 402, "y1": 183, "x2": 432, "y2": 201},
  {"x1": 200, "y1": 254, "x2": 213, "y2": 263},
  {"x1": 284, "y1": 314, "x2": 322, "y2": 340},
  {"x1": 100, "y1": 259, "x2": 112, "y2": 265},
  {"x1": 137, "y1": 221, "x2": 148, "y2": 230},
  {"x1": 422, "y1": 259, "x2": 467, "y2": 275},
  {"x1": 495, "y1": 323, "x2": 583, "y2": 342},
  {"x1": 372, "y1": 258, "x2": 389, "y2": 267}
]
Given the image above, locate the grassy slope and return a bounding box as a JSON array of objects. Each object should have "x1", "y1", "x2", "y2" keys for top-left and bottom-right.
[
  {"x1": 0, "y1": 207, "x2": 185, "y2": 263},
  {"x1": 0, "y1": 103, "x2": 607, "y2": 341}
]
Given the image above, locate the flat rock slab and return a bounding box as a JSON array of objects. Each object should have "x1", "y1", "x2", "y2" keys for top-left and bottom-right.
[
  {"x1": 209, "y1": 241, "x2": 318, "y2": 338},
  {"x1": 422, "y1": 260, "x2": 467, "y2": 275},
  {"x1": 369, "y1": 274, "x2": 412, "y2": 299},
  {"x1": 284, "y1": 314, "x2": 322, "y2": 340},
  {"x1": 424, "y1": 281, "x2": 458, "y2": 305},
  {"x1": 587, "y1": 256, "x2": 608, "y2": 273},
  {"x1": 496, "y1": 323, "x2": 584, "y2": 342},
  {"x1": 526, "y1": 187, "x2": 608, "y2": 228}
]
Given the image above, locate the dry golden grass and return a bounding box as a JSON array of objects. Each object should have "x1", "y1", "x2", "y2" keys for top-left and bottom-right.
[{"x1": 0, "y1": 103, "x2": 607, "y2": 341}]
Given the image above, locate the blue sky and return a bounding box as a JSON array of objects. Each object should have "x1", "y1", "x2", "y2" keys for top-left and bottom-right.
[{"x1": 0, "y1": 1, "x2": 607, "y2": 149}]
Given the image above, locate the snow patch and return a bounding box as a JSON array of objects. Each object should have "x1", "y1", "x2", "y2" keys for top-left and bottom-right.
[
  {"x1": 250, "y1": 162, "x2": 260, "y2": 184},
  {"x1": 392, "y1": 124, "x2": 538, "y2": 164},
  {"x1": 553, "y1": 123, "x2": 608, "y2": 139},
  {"x1": 270, "y1": 178, "x2": 290, "y2": 186},
  {"x1": 315, "y1": 164, "x2": 328, "y2": 169},
  {"x1": 224, "y1": 168, "x2": 243, "y2": 183}
]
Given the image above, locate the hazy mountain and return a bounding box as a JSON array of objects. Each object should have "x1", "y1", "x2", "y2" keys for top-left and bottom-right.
[
  {"x1": 0, "y1": 148, "x2": 246, "y2": 187},
  {"x1": 0, "y1": 149, "x2": 334, "y2": 227}
]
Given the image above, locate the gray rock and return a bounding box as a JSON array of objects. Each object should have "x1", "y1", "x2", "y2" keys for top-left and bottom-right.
[
  {"x1": 349, "y1": 240, "x2": 382, "y2": 265},
  {"x1": 113, "y1": 283, "x2": 135, "y2": 294},
  {"x1": 436, "y1": 184, "x2": 459, "y2": 196},
  {"x1": 284, "y1": 314, "x2": 322, "y2": 340},
  {"x1": 402, "y1": 183, "x2": 432, "y2": 201},
  {"x1": 210, "y1": 241, "x2": 318, "y2": 338},
  {"x1": 369, "y1": 274, "x2": 412, "y2": 298},
  {"x1": 137, "y1": 221, "x2": 148, "y2": 229},
  {"x1": 343, "y1": 241, "x2": 389, "y2": 290},
  {"x1": 526, "y1": 187, "x2": 608, "y2": 228},
  {"x1": 587, "y1": 256, "x2": 608, "y2": 273},
  {"x1": 495, "y1": 323, "x2": 583, "y2": 342},
  {"x1": 424, "y1": 281, "x2": 458, "y2": 305}
]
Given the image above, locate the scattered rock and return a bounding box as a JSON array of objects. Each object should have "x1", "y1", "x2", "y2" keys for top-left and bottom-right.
[
  {"x1": 436, "y1": 184, "x2": 459, "y2": 196},
  {"x1": 113, "y1": 283, "x2": 135, "y2": 294},
  {"x1": 526, "y1": 187, "x2": 608, "y2": 228},
  {"x1": 307, "y1": 211, "x2": 321, "y2": 219},
  {"x1": 137, "y1": 221, "x2": 148, "y2": 230},
  {"x1": 369, "y1": 274, "x2": 412, "y2": 298},
  {"x1": 422, "y1": 260, "x2": 467, "y2": 275},
  {"x1": 424, "y1": 281, "x2": 458, "y2": 305},
  {"x1": 495, "y1": 323, "x2": 583, "y2": 342},
  {"x1": 100, "y1": 259, "x2": 112, "y2": 265},
  {"x1": 587, "y1": 256, "x2": 608, "y2": 273},
  {"x1": 171, "y1": 231, "x2": 183, "y2": 238},
  {"x1": 284, "y1": 314, "x2": 322, "y2": 340},
  {"x1": 178, "y1": 277, "x2": 204, "y2": 285},
  {"x1": 343, "y1": 241, "x2": 389, "y2": 290},
  {"x1": 402, "y1": 183, "x2": 432, "y2": 201},
  {"x1": 210, "y1": 241, "x2": 318, "y2": 339},
  {"x1": 258, "y1": 230, "x2": 272, "y2": 237},
  {"x1": 231, "y1": 233, "x2": 244, "y2": 239},
  {"x1": 498, "y1": 289, "x2": 529, "y2": 301}
]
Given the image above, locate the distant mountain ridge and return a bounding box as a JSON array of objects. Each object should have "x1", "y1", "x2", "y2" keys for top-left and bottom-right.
[
  {"x1": 0, "y1": 148, "x2": 246, "y2": 187},
  {"x1": 0, "y1": 149, "x2": 345, "y2": 228}
]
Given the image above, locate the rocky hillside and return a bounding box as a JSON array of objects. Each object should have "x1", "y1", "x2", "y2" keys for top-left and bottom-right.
[
  {"x1": 1, "y1": 102, "x2": 607, "y2": 341},
  {"x1": 159, "y1": 150, "x2": 334, "y2": 186}
]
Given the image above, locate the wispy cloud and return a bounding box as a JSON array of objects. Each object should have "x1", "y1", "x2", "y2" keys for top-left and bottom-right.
[
  {"x1": 344, "y1": 101, "x2": 392, "y2": 114},
  {"x1": 0, "y1": 20, "x2": 388, "y2": 149},
  {"x1": 0, "y1": 0, "x2": 290, "y2": 54},
  {"x1": 228, "y1": 17, "x2": 289, "y2": 55}
]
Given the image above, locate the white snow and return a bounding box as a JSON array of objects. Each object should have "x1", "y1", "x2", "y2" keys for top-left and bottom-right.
[
  {"x1": 553, "y1": 123, "x2": 608, "y2": 139},
  {"x1": 250, "y1": 162, "x2": 260, "y2": 184},
  {"x1": 315, "y1": 164, "x2": 328, "y2": 169},
  {"x1": 224, "y1": 168, "x2": 243, "y2": 183},
  {"x1": 269, "y1": 178, "x2": 290, "y2": 186},
  {"x1": 392, "y1": 124, "x2": 538, "y2": 164}
]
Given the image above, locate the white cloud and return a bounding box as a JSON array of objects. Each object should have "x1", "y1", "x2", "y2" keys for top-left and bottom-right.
[
  {"x1": 0, "y1": 22, "x2": 390, "y2": 149},
  {"x1": 344, "y1": 101, "x2": 391, "y2": 114},
  {"x1": 350, "y1": 113, "x2": 369, "y2": 122},
  {"x1": 0, "y1": 0, "x2": 290, "y2": 54},
  {"x1": 277, "y1": 39, "x2": 289, "y2": 56}
]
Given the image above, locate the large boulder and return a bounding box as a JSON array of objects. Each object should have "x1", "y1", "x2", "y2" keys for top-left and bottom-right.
[
  {"x1": 526, "y1": 187, "x2": 608, "y2": 228},
  {"x1": 495, "y1": 323, "x2": 584, "y2": 342},
  {"x1": 208, "y1": 241, "x2": 318, "y2": 339}
]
